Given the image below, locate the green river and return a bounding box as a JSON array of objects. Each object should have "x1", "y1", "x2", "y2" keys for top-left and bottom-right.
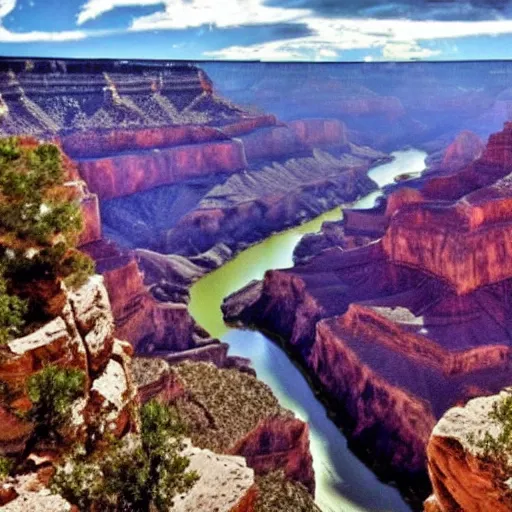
[{"x1": 189, "y1": 149, "x2": 427, "y2": 512}]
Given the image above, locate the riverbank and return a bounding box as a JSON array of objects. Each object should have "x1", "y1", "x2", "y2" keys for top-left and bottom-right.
[{"x1": 190, "y1": 149, "x2": 427, "y2": 511}]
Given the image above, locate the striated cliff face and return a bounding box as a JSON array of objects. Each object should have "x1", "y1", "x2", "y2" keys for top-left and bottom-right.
[
  {"x1": 425, "y1": 391, "x2": 512, "y2": 512},
  {"x1": 0, "y1": 60, "x2": 243, "y2": 137},
  {"x1": 224, "y1": 123, "x2": 512, "y2": 506},
  {"x1": 382, "y1": 124, "x2": 512, "y2": 294},
  {"x1": 77, "y1": 138, "x2": 248, "y2": 200}
]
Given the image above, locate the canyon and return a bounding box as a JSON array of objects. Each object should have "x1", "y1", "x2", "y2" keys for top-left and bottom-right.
[
  {"x1": 224, "y1": 120, "x2": 512, "y2": 507},
  {"x1": 2, "y1": 57, "x2": 512, "y2": 510}
]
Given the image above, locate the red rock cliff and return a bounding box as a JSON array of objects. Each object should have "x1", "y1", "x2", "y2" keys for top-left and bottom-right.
[
  {"x1": 78, "y1": 138, "x2": 248, "y2": 200},
  {"x1": 426, "y1": 391, "x2": 512, "y2": 512}
]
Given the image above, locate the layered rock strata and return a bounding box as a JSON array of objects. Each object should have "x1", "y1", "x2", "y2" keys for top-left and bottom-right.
[{"x1": 223, "y1": 123, "x2": 512, "y2": 506}]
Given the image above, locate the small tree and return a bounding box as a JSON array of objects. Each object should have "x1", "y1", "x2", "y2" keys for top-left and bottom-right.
[
  {"x1": 0, "y1": 137, "x2": 95, "y2": 329},
  {"x1": 26, "y1": 365, "x2": 86, "y2": 442},
  {"x1": 53, "y1": 400, "x2": 199, "y2": 511},
  {"x1": 0, "y1": 275, "x2": 27, "y2": 345}
]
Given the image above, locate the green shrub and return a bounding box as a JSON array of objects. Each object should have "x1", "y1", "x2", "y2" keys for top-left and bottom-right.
[
  {"x1": 53, "y1": 401, "x2": 199, "y2": 511},
  {"x1": 0, "y1": 456, "x2": 12, "y2": 480},
  {"x1": 0, "y1": 276, "x2": 27, "y2": 345},
  {"x1": 26, "y1": 365, "x2": 85, "y2": 441},
  {"x1": 0, "y1": 137, "x2": 21, "y2": 164},
  {"x1": 474, "y1": 394, "x2": 512, "y2": 471},
  {"x1": 0, "y1": 137, "x2": 95, "y2": 329},
  {"x1": 61, "y1": 250, "x2": 95, "y2": 290}
]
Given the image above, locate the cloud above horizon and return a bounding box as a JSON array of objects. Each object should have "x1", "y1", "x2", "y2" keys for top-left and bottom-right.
[{"x1": 0, "y1": 0, "x2": 512, "y2": 60}]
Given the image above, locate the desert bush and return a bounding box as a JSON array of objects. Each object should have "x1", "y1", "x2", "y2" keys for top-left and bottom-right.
[
  {"x1": 52, "y1": 400, "x2": 199, "y2": 511},
  {"x1": 474, "y1": 394, "x2": 512, "y2": 471},
  {"x1": 0, "y1": 456, "x2": 12, "y2": 480},
  {"x1": 26, "y1": 365, "x2": 85, "y2": 442},
  {"x1": 0, "y1": 275, "x2": 27, "y2": 345},
  {"x1": 254, "y1": 472, "x2": 321, "y2": 512}
]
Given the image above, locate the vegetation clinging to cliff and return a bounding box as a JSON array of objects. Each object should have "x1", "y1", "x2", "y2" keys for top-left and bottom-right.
[
  {"x1": 0, "y1": 137, "x2": 94, "y2": 337},
  {"x1": 173, "y1": 361, "x2": 288, "y2": 453},
  {"x1": 52, "y1": 400, "x2": 198, "y2": 511},
  {"x1": 471, "y1": 393, "x2": 512, "y2": 474},
  {"x1": 26, "y1": 364, "x2": 86, "y2": 442},
  {"x1": 254, "y1": 472, "x2": 322, "y2": 512}
]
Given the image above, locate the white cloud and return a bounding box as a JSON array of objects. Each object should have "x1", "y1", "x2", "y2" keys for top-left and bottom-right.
[
  {"x1": 382, "y1": 41, "x2": 440, "y2": 60},
  {"x1": 206, "y1": 16, "x2": 512, "y2": 61},
  {"x1": 0, "y1": 0, "x2": 15, "y2": 19},
  {"x1": 0, "y1": 0, "x2": 106, "y2": 43},
  {"x1": 77, "y1": 0, "x2": 164, "y2": 25},
  {"x1": 0, "y1": 26, "x2": 88, "y2": 42},
  {"x1": 2, "y1": 0, "x2": 512, "y2": 60},
  {"x1": 129, "y1": 0, "x2": 308, "y2": 31}
]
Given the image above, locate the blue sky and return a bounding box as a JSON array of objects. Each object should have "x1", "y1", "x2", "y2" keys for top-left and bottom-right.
[{"x1": 1, "y1": 0, "x2": 512, "y2": 61}]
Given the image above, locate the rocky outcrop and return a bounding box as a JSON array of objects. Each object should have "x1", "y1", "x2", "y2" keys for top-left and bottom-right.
[
  {"x1": 230, "y1": 416, "x2": 314, "y2": 494},
  {"x1": 0, "y1": 276, "x2": 138, "y2": 460},
  {"x1": 173, "y1": 441, "x2": 257, "y2": 512},
  {"x1": 382, "y1": 125, "x2": 512, "y2": 294},
  {"x1": 132, "y1": 360, "x2": 315, "y2": 495},
  {"x1": 426, "y1": 391, "x2": 512, "y2": 512},
  {"x1": 426, "y1": 131, "x2": 485, "y2": 175},
  {"x1": 1, "y1": 473, "x2": 74, "y2": 511}
]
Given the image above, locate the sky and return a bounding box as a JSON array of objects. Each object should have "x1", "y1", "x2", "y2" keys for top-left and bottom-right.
[{"x1": 1, "y1": 0, "x2": 512, "y2": 61}]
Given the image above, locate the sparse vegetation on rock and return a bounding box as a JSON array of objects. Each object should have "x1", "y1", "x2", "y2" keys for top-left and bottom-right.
[
  {"x1": 173, "y1": 361, "x2": 288, "y2": 453},
  {"x1": 0, "y1": 136, "x2": 94, "y2": 331},
  {"x1": 52, "y1": 400, "x2": 198, "y2": 511},
  {"x1": 468, "y1": 392, "x2": 512, "y2": 474},
  {"x1": 254, "y1": 472, "x2": 321, "y2": 512}
]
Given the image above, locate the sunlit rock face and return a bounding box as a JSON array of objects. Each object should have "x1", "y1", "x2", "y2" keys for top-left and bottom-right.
[
  {"x1": 425, "y1": 391, "x2": 512, "y2": 512},
  {"x1": 224, "y1": 123, "x2": 512, "y2": 505},
  {"x1": 0, "y1": 276, "x2": 138, "y2": 460}
]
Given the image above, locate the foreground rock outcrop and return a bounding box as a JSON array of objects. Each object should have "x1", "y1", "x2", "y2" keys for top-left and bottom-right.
[
  {"x1": 132, "y1": 359, "x2": 316, "y2": 495},
  {"x1": 425, "y1": 390, "x2": 512, "y2": 512},
  {"x1": 0, "y1": 276, "x2": 137, "y2": 459},
  {"x1": 0, "y1": 275, "x2": 138, "y2": 506}
]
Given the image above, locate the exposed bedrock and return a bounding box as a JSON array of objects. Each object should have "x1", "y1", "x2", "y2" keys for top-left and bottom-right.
[
  {"x1": 425, "y1": 391, "x2": 512, "y2": 512},
  {"x1": 223, "y1": 239, "x2": 512, "y2": 505},
  {"x1": 74, "y1": 117, "x2": 351, "y2": 201},
  {"x1": 297, "y1": 123, "x2": 512, "y2": 295},
  {"x1": 425, "y1": 130, "x2": 485, "y2": 175},
  {"x1": 382, "y1": 124, "x2": 512, "y2": 294},
  {"x1": 163, "y1": 161, "x2": 379, "y2": 256},
  {"x1": 0, "y1": 60, "x2": 247, "y2": 137},
  {"x1": 0, "y1": 276, "x2": 138, "y2": 459},
  {"x1": 77, "y1": 138, "x2": 248, "y2": 200},
  {"x1": 80, "y1": 240, "x2": 253, "y2": 375},
  {"x1": 132, "y1": 360, "x2": 315, "y2": 494},
  {"x1": 100, "y1": 146, "x2": 386, "y2": 258}
]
